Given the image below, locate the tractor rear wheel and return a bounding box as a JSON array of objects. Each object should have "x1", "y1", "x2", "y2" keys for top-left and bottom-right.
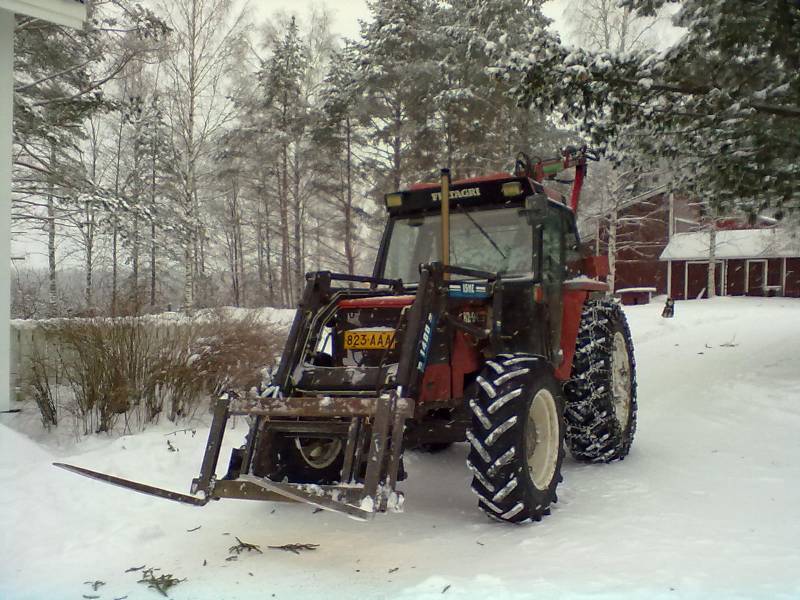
[
  {"x1": 564, "y1": 299, "x2": 638, "y2": 462},
  {"x1": 466, "y1": 355, "x2": 565, "y2": 524}
]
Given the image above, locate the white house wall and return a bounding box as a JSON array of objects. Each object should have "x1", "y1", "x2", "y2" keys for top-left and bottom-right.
[
  {"x1": 1, "y1": 0, "x2": 86, "y2": 411},
  {"x1": 1, "y1": 9, "x2": 12, "y2": 411}
]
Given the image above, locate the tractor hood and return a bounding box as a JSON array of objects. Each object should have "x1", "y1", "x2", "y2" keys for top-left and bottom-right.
[{"x1": 337, "y1": 295, "x2": 416, "y2": 309}]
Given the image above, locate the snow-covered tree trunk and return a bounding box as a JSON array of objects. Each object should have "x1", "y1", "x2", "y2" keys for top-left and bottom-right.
[
  {"x1": 707, "y1": 224, "x2": 717, "y2": 299},
  {"x1": 607, "y1": 208, "x2": 618, "y2": 293},
  {"x1": 236, "y1": 194, "x2": 245, "y2": 307},
  {"x1": 263, "y1": 192, "x2": 274, "y2": 304},
  {"x1": 255, "y1": 164, "x2": 273, "y2": 303},
  {"x1": 150, "y1": 219, "x2": 156, "y2": 308},
  {"x1": 111, "y1": 112, "x2": 124, "y2": 316},
  {"x1": 182, "y1": 188, "x2": 195, "y2": 311},
  {"x1": 392, "y1": 105, "x2": 402, "y2": 190},
  {"x1": 131, "y1": 211, "x2": 140, "y2": 311},
  {"x1": 83, "y1": 118, "x2": 99, "y2": 310},
  {"x1": 82, "y1": 197, "x2": 94, "y2": 310},
  {"x1": 280, "y1": 145, "x2": 291, "y2": 307},
  {"x1": 185, "y1": 1, "x2": 198, "y2": 311},
  {"x1": 47, "y1": 144, "x2": 57, "y2": 318},
  {"x1": 149, "y1": 131, "x2": 158, "y2": 309},
  {"x1": 292, "y1": 143, "x2": 303, "y2": 297},
  {"x1": 344, "y1": 117, "x2": 355, "y2": 275},
  {"x1": 182, "y1": 246, "x2": 193, "y2": 312},
  {"x1": 111, "y1": 221, "x2": 118, "y2": 315}
]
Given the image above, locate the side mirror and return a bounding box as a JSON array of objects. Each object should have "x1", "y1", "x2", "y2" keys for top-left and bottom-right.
[{"x1": 522, "y1": 193, "x2": 549, "y2": 224}]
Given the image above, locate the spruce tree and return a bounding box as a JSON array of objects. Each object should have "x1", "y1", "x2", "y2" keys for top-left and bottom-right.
[{"x1": 496, "y1": 0, "x2": 800, "y2": 216}]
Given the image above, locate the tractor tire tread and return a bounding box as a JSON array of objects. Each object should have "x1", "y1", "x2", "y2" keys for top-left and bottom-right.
[
  {"x1": 564, "y1": 299, "x2": 638, "y2": 462},
  {"x1": 467, "y1": 354, "x2": 565, "y2": 524}
]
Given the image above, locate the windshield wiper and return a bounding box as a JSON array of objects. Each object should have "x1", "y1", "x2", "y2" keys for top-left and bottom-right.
[{"x1": 459, "y1": 208, "x2": 507, "y2": 259}]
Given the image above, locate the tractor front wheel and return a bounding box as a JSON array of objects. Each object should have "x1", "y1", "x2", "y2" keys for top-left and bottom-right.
[
  {"x1": 249, "y1": 428, "x2": 345, "y2": 485},
  {"x1": 467, "y1": 354, "x2": 565, "y2": 524},
  {"x1": 278, "y1": 436, "x2": 345, "y2": 484}
]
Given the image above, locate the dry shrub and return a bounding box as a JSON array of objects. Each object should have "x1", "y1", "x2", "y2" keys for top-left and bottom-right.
[
  {"x1": 23, "y1": 310, "x2": 285, "y2": 436},
  {"x1": 26, "y1": 341, "x2": 59, "y2": 429},
  {"x1": 187, "y1": 310, "x2": 283, "y2": 394},
  {"x1": 44, "y1": 318, "x2": 160, "y2": 434}
]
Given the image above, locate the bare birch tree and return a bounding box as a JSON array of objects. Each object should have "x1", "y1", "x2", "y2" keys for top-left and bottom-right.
[
  {"x1": 159, "y1": 0, "x2": 247, "y2": 311},
  {"x1": 566, "y1": 0, "x2": 660, "y2": 53}
]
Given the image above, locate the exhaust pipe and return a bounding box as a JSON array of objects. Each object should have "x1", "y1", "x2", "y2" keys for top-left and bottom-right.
[{"x1": 440, "y1": 168, "x2": 450, "y2": 279}]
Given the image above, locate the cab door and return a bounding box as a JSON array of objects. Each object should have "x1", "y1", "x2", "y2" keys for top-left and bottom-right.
[{"x1": 539, "y1": 205, "x2": 569, "y2": 362}]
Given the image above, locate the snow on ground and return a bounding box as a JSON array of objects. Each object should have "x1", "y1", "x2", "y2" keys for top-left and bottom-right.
[
  {"x1": 2, "y1": 297, "x2": 800, "y2": 600},
  {"x1": 10, "y1": 306, "x2": 298, "y2": 330}
]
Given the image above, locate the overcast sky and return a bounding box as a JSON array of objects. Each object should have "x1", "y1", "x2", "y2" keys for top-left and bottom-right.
[
  {"x1": 250, "y1": 0, "x2": 369, "y2": 39},
  {"x1": 250, "y1": 0, "x2": 683, "y2": 48},
  {"x1": 250, "y1": 0, "x2": 566, "y2": 41}
]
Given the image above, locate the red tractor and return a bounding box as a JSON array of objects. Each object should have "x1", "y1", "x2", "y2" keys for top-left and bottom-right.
[{"x1": 57, "y1": 147, "x2": 637, "y2": 524}]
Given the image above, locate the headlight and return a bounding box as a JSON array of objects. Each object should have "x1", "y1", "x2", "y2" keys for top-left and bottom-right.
[{"x1": 501, "y1": 181, "x2": 523, "y2": 197}]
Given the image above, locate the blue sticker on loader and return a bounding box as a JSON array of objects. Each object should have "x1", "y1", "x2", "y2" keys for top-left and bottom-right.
[
  {"x1": 447, "y1": 282, "x2": 490, "y2": 299},
  {"x1": 417, "y1": 313, "x2": 437, "y2": 372}
]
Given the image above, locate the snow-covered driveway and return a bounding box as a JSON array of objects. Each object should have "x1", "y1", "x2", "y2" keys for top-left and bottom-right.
[{"x1": 2, "y1": 297, "x2": 799, "y2": 599}]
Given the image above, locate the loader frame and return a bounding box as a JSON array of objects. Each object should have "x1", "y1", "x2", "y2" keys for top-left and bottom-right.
[{"x1": 187, "y1": 263, "x2": 504, "y2": 518}]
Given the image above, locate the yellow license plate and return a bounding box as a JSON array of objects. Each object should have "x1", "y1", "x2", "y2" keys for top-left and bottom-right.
[{"x1": 344, "y1": 329, "x2": 396, "y2": 350}]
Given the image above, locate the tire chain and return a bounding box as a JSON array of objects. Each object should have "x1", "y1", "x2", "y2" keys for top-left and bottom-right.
[{"x1": 564, "y1": 299, "x2": 638, "y2": 462}]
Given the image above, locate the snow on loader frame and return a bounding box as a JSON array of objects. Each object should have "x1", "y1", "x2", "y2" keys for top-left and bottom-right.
[{"x1": 55, "y1": 146, "x2": 638, "y2": 523}]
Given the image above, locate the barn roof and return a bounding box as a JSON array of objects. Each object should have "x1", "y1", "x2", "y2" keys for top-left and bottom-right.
[{"x1": 660, "y1": 228, "x2": 800, "y2": 261}]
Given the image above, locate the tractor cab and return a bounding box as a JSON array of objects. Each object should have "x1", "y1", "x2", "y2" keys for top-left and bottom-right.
[
  {"x1": 376, "y1": 174, "x2": 581, "y2": 285},
  {"x1": 372, "y1": 174, "x2": 590, "y2": 368}
]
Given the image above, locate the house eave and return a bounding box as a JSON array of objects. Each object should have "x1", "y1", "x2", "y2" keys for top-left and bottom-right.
[{"x1": 0, "y1": 0, "x2": 86, "y2": 28}]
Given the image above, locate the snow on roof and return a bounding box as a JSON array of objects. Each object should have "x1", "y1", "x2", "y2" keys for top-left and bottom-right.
[
  {"x1": 660, "y1": 228, "x2": 800, "y2": 261},
  {"x1": 1, "y1": 0, "x2": 87, "y2": 28}
]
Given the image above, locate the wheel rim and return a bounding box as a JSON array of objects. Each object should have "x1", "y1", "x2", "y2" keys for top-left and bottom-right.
[
  {"x1": 295, "y1": 438, "x2": 342, "y2": 469},
  {"x1": 526, "y1": 389, "x2": 560, "y2": 490},
  {"x1": 611, "y1": 331, "x2": 632, "y2": 428}
]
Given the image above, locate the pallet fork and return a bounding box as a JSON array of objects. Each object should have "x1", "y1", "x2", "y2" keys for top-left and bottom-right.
[{"x1": 56, "y1": 389, "x2": 413, "y2": 520}]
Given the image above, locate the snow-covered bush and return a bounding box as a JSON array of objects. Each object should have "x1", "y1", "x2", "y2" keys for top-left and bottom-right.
[{"x1": 20, "y1": 311, "x2": 284, "y2": 436}]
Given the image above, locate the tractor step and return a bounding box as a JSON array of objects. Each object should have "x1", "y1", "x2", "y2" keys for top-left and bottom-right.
[{"x1": 227, "y1": 394, "x2": 414, "y2": 418}]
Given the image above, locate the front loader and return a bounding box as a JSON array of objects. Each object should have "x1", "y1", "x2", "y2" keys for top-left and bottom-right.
[{"x1": 56, "y1": 146, "x2": 638, "y2": 523}]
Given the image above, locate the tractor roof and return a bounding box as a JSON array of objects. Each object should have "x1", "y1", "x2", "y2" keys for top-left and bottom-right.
[{"x1": 385, "y1": 173, "x2": 565, "y2": 216}]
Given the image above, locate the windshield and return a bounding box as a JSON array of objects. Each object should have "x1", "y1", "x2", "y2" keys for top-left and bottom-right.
[{"x1": 382, "y1": 207, "x2": 533, "y2": 283}]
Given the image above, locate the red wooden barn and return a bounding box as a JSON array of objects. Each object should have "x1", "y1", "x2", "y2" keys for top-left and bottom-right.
[
  {"x1": 660, "y1": 228, "x2": 800, "y2": 300},
  {"x1": 587, "y1": 191, "x2": 800, "y2": 302}
]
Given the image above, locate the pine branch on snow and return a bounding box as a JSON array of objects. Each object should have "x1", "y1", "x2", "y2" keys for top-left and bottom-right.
[
  {"x1": 228, "y1": 536, "x2": 263, "y2": 555},
  {"x1": 267, "y1": 543, "x2": 319, "y2": 554},
  {"x1": 137, "y1": 568, "x2": 186, "y2": 598}
]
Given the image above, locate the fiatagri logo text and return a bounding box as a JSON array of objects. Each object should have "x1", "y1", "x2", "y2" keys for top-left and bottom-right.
[{"x1": 431, "y1": 187, "x2": 480, "y2": 202}]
